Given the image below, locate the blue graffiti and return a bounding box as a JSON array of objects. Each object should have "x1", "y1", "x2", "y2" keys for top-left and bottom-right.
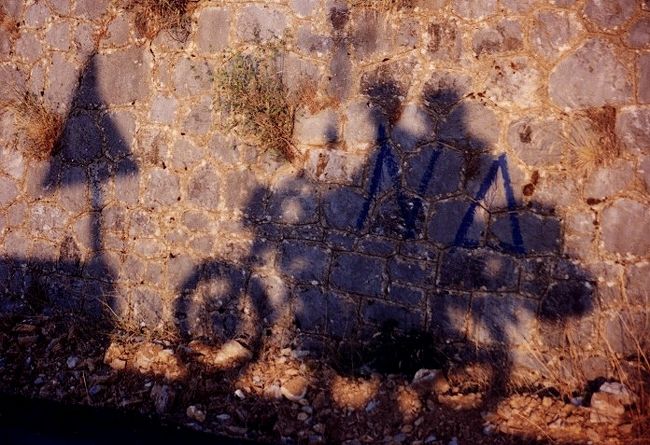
[
  {"x1": 356, "y1": 131, "x2": 526, "y2": 254},
  {"x1": 454, "y1": 154, "x2": 525, "y2": 254}
]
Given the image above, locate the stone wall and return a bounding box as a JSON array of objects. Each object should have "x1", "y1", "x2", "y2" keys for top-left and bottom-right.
[{"x1": 1, "y1": 0, "x2": 649, "y2": 386}]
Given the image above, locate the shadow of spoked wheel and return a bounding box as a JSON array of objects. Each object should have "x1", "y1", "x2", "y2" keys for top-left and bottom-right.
[{"x1": 174, "y1": 260, "x2": 260, "y2": 370}]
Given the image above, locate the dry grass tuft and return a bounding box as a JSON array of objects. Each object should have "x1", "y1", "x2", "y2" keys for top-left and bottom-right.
[
  {"x1": 1, "y1": 92, "x2": 64, "y2": 160},
  {"x1": 216, "y1": 50, "x2": 315, "y2": 163},
  {"x1": 0, "y1": 6, "x2": 20, "y2": 37},
  {"x1": 564, "y1": 106, "x2": 621, "y2": 175},
  {"x1": 126, "y1": 0, "x2": 197, "y2": 41},
  {"x1": 351, "y1": 0, "x2": 415, "y2": 12}
]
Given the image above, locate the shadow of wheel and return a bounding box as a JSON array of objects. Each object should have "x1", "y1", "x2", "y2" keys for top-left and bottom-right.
[{"x1": 174, "y1": 260, "x2": 262, "y2": 370}]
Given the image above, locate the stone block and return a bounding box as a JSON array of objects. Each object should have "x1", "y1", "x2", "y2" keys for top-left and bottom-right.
[
  {"x1": 296, "y1": 25, "x2": 332, "y2": 56},
  {"x1": 291, "y1": 0, "x2": 319, "y2": 17},
  {"x1": 76, "y1": 0, "x2": 110, "y2": 19},
  {"x1": 323, "y1": 186, "x2": 366, "y2": 231},
  {"x1": 361, "y1": 299, "x2": 424, "y2": 332},
  {"x1": 356, "y1": 236, "x2": 397, "y2": 257},
  {"x1": 404, "y1": 145, "x2": 463, "y2": 198},
  {"x1": 507, "y1": 116, "x2": 564, "y2": 166},
  {"x1": 539, "y1": 280, "x2": 593, "y2": 323},
  {"x1": 306, "y1": 150, "x2": 364, "y2": 185},
  {"x1": 489, "y1": 212, "x2": 562, "y2": 254},
  {"x1": 486, "y1": 56, "x2": 541, "y2": 108},
  {"x1": 196, "y1": 7, "x2": 230, "y2": 53},
  {"x1": 627, "y1": 17, "x2": 650, "y2": 49},
  {"x1": 639, "y1": 53, "x2": 650, "y2": 104},
  {"x1": 426, "y1": 19, "x2": 462, "y2": 60},
  {"x1": 104, "y1": 15, "x2": 130, "y2": 47},
  {"x1": 0, "y1": 176, "x2": 19, "y2": 208},
  {"x1": 422, "y1": 71, "x2": 472, "y2": 116},
  {"x1": 101, "y1": 110, "x2": 135, "y2": 161},
  {"x1": 268, "y1": 177, "x2": 319, "y2": 225},
  {"x1": 392, "y1": 104, "x2": 435, "y2": 152},
  {"x1": 293, "y1": 108, "x2": 338, "y2": 146},
  {"x1": 617, "y1": 107, "x2": 650, "y2": 155},
  {"x1": 472, "y1": 19, "x2": 523, "y2": 56},
  {"x1": 451, "y1": 0, "x2": 496, "y2": 20},
  {"x1": 295, "y1": 286, "x2": 357, "y2": 337},
  {"x1": 173, "y1": 57, "x2": 214, "y2": 97},
  {"x1": 15, "y1": 32, "x2": 43, "y2": 63},
  {"x1": 388, "y1": 256, "x2": 434, "y2": 287},
  {"x1": 237, "y1": 5, "x2": 287, "y2": 42},
  {"x1": 503, "y1": 0, "x2": 540, "y2": 11},
  {"x1": 428, "y1": 291, "x2": 470, "y2": 339},
  {"x1": 46, "y1": 20, "x2": 71, "y2": 51},
  {"x1": 187, "y1": 165, "x2": 220, "y2": 210},
  {"x1": 150, "y1": 95, "x2": 178, "y2": 124},
  {"x1": 331, "y1": 253, "x2": 385, "y2": 297},
  {"x1": 428, "y1": 198, "x2": 487, "y2": 248},
  {"x1": 549, "y1": 39, "x2": 632, "y2": 109},
  {"x1": 438, "y1": 248, "x2": 519, "y2": 292},
  {"x1": 182, "y1": 96, "x2": 212, "y2": 135},
  {"x1": 388, "y1": 284, "x2": 424, "y2": 307},
  {"x1": 59, "y1": 113, "x2": 102, "y2": 164},
  {"x1": 469, "y1": 294, "x2": 538, "y2": 346},
  {"x1": 530, "y1": 10, "x2": 583, "y2": 61},
  {"x1": 280, "y1": 240, "x2": 330, "y2": 283},
  {"x1": 437, "y1": 101, "x2": 500, "y2": 150},
  {"x1": 584, "y1": 159, "x2": 634, "y2": 199},
  {"x1": 584, "y1": 0, "x2": 636, "y2": 30},
  {"x1": 626, "y1": 263, "x2": 650, "y2": 305},
  {"x1": 601, "y1": 198, "x2": 650, "y2": 256},
  {"x1": 92, "y1": 48, "x2": 150, "y2": 105}
]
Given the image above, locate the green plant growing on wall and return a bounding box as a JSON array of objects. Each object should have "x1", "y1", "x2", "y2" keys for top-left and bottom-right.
[{"x1": 215, "y1": 48, "x2": 307, "y2": 163}]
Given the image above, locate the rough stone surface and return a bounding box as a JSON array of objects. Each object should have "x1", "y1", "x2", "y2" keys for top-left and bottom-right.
[
  {"x1": 583, "y1": 0, "x2": 636, "y2": 30},
  {"x1": 0, "y1": 0, "x2": 646, "y2": 408},
  {"x1": 639, "y1": 54, "x2": 650, "y2": 104},
  {"x1": 438, "y1": 249, "x2": 519, "y2": 292},
  {"x1": 427, "y1": 19, "x2": 462, "y2": 60},
  {"x1": 617, "y1": 107, "x2": 650, "y2": 155},
  {"x1": 237, "y1": 5, "x2": 287, "y2": 42},
  {"x1": 392, "y1": 104, "x2": 435, "y2": 151},
  {"x1": 627, "y1": 17, "x2": 650, "y2": 48},
  {"x1": 0, "y1": 176, "x2": 19, "y2": 208},
  {"x1": 437, "y1": 101, "x2": 500, "y2": 149},
  {"x1": 549, "y1": 39, "x2": 632, "y2": 109},
  {"x1": 490, "y1": 212, "x2": 562, "y2": 254},
  {"x1": 196, "y1": 7, "x2": 230, "y2": 53},
  {"x1": 91, "y1": 48, "x2": 151, "y2": 105},
  {"x1": 530, "y1": 10, "x2": 583, "y2": 60},
  {"x1": 508, "y1": 116, "x2": 564, "y2": 166},
  {"x1": 601, "y1": 199, "x2": 650, "y2": 256},
  {"x1": 428, "y1": 198, "x2": 487, "y2": 247},
  {"x1": 294, "y1": 109, "x2": 338, "y2": 147},
  {"x1": 331, "y1": 253, "x2": 385, "y2": 297},
  {"x1": 451, "y1": 0, "x2": 497, "y2": 20},
  {"x1": 280, "y1": 241, "x2": 330, "y2": 283},
  {"x1": 584, "y1": 159, "x2": 634, "y2": 200},
  {"x1": 486, "y1": 57, "x2": 541, "y2": 108},
  {"x1": 472, "y1": 19, "x2": 523, "y2": 56}
]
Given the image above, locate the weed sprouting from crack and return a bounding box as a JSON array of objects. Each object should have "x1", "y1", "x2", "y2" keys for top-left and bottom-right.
[
  {"x1": 563, "y1": 106, "x2": 622, "y2": 175},
  {"x1": 350, "y1": 0, "x2": 415, "y2": 13},
  {"x1": 125, "y1": 0, "x2": 197, "y2": 41},
  {"x1": 215, "y1": 47, "x2": 315, "y2": 163}
]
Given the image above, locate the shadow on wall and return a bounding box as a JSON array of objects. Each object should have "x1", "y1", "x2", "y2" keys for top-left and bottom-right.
[
  {"x1": 174, "y1": 76, "x2": 596, "y2": 397},
  {"x1": 0, "y1": 54, "x2": 137, "y2": 328},
  {"x1": 0, "y1": 0, "x2": 595, "y2": 425}
]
